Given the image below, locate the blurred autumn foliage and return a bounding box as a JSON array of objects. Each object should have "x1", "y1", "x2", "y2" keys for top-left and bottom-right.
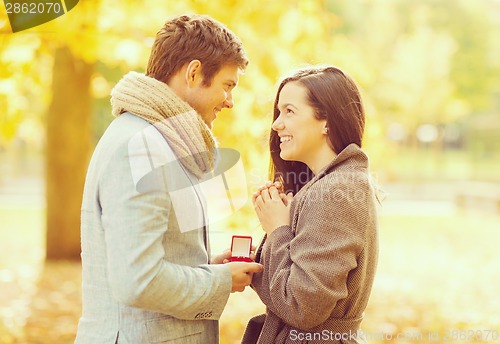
[{"x1": 1, "y1": 0, "x2": 500, "y2": 343}]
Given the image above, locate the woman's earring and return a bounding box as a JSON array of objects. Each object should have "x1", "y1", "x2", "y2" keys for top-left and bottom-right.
[{"x1": 323, "y1": 127, "x2": 329, "y2": 135}]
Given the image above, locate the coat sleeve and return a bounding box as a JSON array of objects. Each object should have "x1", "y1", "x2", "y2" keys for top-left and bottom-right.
[
  {"x1": 252, "y1": 180, "x2": 368, "y2": 330},
  {"x1": 98, "y1": 137, "x2": 232, "y2": 320}
]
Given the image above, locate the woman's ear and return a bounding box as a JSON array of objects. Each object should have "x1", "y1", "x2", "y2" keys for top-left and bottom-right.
[{"x1": 323, "y1": 126, "x2": 329, "y2": 135}]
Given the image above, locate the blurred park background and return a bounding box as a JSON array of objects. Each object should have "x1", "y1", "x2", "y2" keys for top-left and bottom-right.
[{"x1": 1, "y1": 0, "x2": 500, "y2": 343}]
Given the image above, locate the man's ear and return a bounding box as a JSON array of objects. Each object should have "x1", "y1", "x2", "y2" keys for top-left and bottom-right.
[{"x1": 185, "y1": 60, "x2": 202, "y2": 87}]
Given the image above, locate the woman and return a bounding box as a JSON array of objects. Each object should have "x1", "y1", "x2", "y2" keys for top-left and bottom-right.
[{"x1": 247, "y1": 66, "x2": 379, "y2": 344}]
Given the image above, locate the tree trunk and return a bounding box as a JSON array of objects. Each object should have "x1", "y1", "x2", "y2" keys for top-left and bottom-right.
[{"x1": 45, "y1": 46, "x2": 92, "y2": 260}]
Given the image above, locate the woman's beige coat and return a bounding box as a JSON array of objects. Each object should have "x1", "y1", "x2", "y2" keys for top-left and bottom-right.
[{"x1": 251, "y1": 144, "x2": 379, "y2": 344}]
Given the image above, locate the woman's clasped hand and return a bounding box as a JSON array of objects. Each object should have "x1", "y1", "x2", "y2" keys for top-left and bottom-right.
[{"x1": 252, "y1": 181, "x2": 294, "y2": 236}]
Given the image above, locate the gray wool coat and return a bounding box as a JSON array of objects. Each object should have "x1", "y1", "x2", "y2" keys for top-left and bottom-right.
[
  {"x1": 250, "y1": 144, "x2": 379, "y2": 344},
  {"x1": 75, "y1": 113, "x2": 232, "y2": 344}
]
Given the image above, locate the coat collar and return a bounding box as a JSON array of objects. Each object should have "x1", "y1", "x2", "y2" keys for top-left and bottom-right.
[
  {"x1": 299, "y1": 143, "x2": 369, "y2": 194},
  {"x1": 320, "y1": 143, "x2": 368, "y2": 176}
]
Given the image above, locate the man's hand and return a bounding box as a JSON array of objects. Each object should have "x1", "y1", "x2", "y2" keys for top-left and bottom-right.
[
  {"x1": 226, "y1": 262, "x2": 263, "y2": 292},
  {"x1": 211, "y1": 249, "x2": 231, "y2": 264}
]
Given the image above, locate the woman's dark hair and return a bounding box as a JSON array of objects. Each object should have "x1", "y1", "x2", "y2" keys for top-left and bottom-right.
[{"x1": 269, "y1": 66, "x2": 365, "y2": 194}]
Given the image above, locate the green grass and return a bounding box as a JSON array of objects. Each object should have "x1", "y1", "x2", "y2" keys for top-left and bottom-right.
[
  {"x1": 0, "y1": 208, "x2": 45, "y2": 341},
  {"x1": 221, "y1": 212, "x2": 500, "y2": 344},
  {"x1": 0, "y1": 208, "x2": 45, "y2": 268},
  {"x1": 1, "y1": 207, "x2": 499, "y2": 343},
  {"x1": 362, "y1": 213, "x2": 500, "y2": 343}
]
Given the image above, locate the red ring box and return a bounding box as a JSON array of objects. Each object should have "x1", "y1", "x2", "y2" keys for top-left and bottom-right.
[{"x1": 230, "y1": 235, "x2": 253, "y2": 262}]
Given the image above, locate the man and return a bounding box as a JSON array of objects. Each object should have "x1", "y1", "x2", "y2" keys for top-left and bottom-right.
[{"x1": 75, "y1": 14, "x2": 262, "y2": 344}]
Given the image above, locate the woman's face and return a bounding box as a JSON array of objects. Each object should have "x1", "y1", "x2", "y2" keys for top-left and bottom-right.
[{"x1": 272, "y1": 81, "x2": 330, "y2": 169}]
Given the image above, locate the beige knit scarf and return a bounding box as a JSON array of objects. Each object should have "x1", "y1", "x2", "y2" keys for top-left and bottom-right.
[{"x1": 110, "y1": 72, "x2": 217, "y2": 179}]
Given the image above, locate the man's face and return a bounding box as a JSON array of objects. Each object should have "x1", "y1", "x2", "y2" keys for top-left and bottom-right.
[{"x1": 185, "y1": 64, "x2": 241, "y2": 129}]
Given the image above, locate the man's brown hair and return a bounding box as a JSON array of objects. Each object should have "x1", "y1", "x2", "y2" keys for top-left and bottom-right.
[{"x1": 146, "y1": 14, "x2": 248, "y2": 86}]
